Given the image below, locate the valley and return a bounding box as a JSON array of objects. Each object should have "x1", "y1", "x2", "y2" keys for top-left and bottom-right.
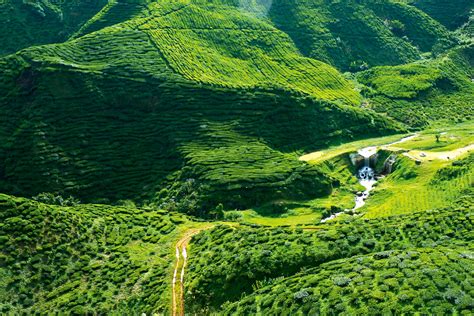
[{"x1": 0, "y1": 0, "x2": 472, "y2": 314}]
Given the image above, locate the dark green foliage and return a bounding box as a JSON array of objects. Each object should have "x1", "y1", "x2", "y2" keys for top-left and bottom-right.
[
  {"x1": 184, "y1": 201, "x2": 473, "y2": 312},
  {"x1": 0, "y1": 193, "x2": 185, "y2": 314},
  {"x1": 0, "y1": 0, "x2": 107, "y2": 56},
  {"x1": 0, "y1": 1, "x2": 402, "y2": 213},
  {"x1": 411, "y1": 0, "x2": 474, "y2": 30}
]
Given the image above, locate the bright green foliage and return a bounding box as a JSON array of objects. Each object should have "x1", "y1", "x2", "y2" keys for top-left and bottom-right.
[
  {"x1": 223, "y1": 246, "x2": 474, "y2": 314},
  {"x1": 0, "y1": 0, "x2": 107, "y2": 56},
  {"x1": 364, "y1": 153, "x2": 474, "y2": 218},
  {"x1": 0, "y1": 0, "x2": 401, "y2": 212},
  {"x1": 0, "y1": 193, "x2": 186, "y2": 314},
  {"x1": 267, "y1": 0, "x2": 455, "y2": 70},
  {"x1": 358, "y1": 45, "x2": 474, "y2": 128},
  {"x1": 184, "y1": 198, "x2": 473, "y2": 312}
]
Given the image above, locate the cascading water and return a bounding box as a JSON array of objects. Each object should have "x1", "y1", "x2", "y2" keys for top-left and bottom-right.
[
  {"x1": 320, "y1": 135, "x2": 418, "y2": 223},
  {"x1": 354, "y1": 148, "x2": 377, "y2": 210}
]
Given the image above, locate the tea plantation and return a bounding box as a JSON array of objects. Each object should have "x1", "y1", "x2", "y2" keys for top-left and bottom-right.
[
  {"x1": 223, "y1": 246, "x2": 474, "y2": 314},
  {"x1": 0, "y1": 0, "x2": 404, "y2": 212},
  {"x1": 0, "y1": 0, "x2": 107, "y2": 56},
  {"x1": 0, "y1": 0, "x2": 472, "y2": 314},
  {"x1": 184, "y1": 197, "x2": 473, "y2": 312},
  {"x1": 0, "y1": 193, "x2": 186, "y2": 314},
  {"x1": 358, "y1": 45, "x2": 474, "y2": 128}
]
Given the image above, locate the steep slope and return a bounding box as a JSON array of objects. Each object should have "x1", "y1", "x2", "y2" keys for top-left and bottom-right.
[
  {"x1": 267, "y1": 0, "x2": 455, "y2": 70},
  {"x1": 357, "y1": 45, "x2": 474, "y2": 128},
  {"x1": 0, "y1": 0, "x2": 107, "y2": 56},
  {"x1": 0, "y1": 193, "x2": 187, "y2": 314},
  {"x1": 0, "y1": 0, "x2": 401, "y2": 214}
]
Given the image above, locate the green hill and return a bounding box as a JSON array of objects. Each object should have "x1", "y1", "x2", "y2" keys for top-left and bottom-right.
[
  {"x1": 223, "y1": 246, "x2": 474, "y2": 314},
  {"x1": 267, "y1": 0, "x2": 455, "y2": 70},
  {"x1": 357, "y1": 45, "x2": 474, "y2": 128},
  {"x1": 0, "y1": 0, "x2": 402, "y2": 213},
  {"x1": 0, "y1": 0, "x2": 107, "y2": 56},
  {"x1": 0, "y1": 193, "x2": 187, "y2": 314},
  {"x1": 184, "y1": 197, "x2": 473, "y2": 312}
]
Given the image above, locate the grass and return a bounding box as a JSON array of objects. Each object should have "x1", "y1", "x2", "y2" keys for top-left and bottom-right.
[
  {"x1": 363, "y1": 153, "x2": 473, "y2": 219},
  {"x1": 357, "y1": 46, "x2": 474, "y2": 128},
  {"x1": 300, "y1": 133, "x2": 411, "y2": 164},
  {"x1": 393, "y1": 121, "x2": 474, "y2": 152}
]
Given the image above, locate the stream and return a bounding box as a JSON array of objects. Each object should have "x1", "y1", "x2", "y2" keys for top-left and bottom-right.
[
  {"x1": 320, "y1": 147, "x2": 377, "y2": 223},
  {"x1": 320, "y1": 134, "x2": 418, "y2": 223}
]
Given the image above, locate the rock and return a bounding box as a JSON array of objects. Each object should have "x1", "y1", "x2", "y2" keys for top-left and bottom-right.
[
  {"x1": 420, "y1": 152, "x2": 426, "y2": 157},
  {"x1": 356, "y1": 191, "x2": 363, "y2": 197},
  {"x1": 415, "y1": 160, "x2": 422, "y2": 165}
]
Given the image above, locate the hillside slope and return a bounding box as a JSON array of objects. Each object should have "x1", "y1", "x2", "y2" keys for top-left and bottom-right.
[
  {"x1": 357, "y1": 45, "x2": 474, "y2": 128},
  {"x1": 0, "y1": 0, "x2": 107, "y2": 56},
  {"x1": 0, "y1": 0, "x2": 401, "y2": 214},
  {"x1": 0, "y1": 193, "x2": 187, "y2": 314},
  {"x1": 410, "y1": 0, "x2": 474, "y2": 30},
  {"x1": 267, "y1": 0, "x2": 455, "y2": 70},
  {"x1": 185, "y1": 197, "x2": 473, "y2": 312}
]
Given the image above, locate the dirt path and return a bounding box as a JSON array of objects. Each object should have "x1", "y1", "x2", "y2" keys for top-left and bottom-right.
[
  {"x1": 172, "y1": 227, "x2": 213, "y2": 316},
  {"x1": 401, "y1": 143, "x2": 473, "y2": 162}
]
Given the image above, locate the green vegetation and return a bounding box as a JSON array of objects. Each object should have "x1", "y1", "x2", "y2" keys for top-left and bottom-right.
[
  {"x1": 0, "y1": 0, "x2": 107, "y2": 56},
  {"x1": 185, "y1": 197, "x2": 473, "y2": 313},
  {"x1": 0, "y1": 0, "x2": 402, "y2": 213},
  {"x1": 409, "y1": 0, "x2": 474, "y2": 30},
  {"x1": 357, "y1": 45, "x2": 474, "y2": 128},
  {"x1": 0, "y1": 193, "x2": 188, "y2": 314},
  {"x1": 363, "y1": 152, "x2": 473, "y2": 219},
  {"x1": 0, "y1": 0, "x2": 472, "y2": 314},
  {"x1": 395, "y1": 121, "x2": 474, "y2": 152},
  {"x1": 223, "y1": 246, "x2": 474, "y2": 314},
  {"x1": 268, "y1": 0, "x2": 455, "y2": 70}
]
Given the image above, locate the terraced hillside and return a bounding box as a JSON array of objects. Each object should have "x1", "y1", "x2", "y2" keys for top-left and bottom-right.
[
  {"x1": 0, "y1": 193, "x2": 187, "y2": 314},
  {"x1": 184, "y1": 197, "x2": 474, "y2": 313},
  {"x1": 0, "y1": 0, "x2": 107, "y2": 56},
  {"x1": 223, "y1": 246, "x2": 474, "y2": 314},
  {"x1": 268, "y1": 0, "x2": 455, "y2": 70},
  {"x1": 0, "y1": 0, "x2": 402, "y2": 213},
  {"x1": 357, "y1": 45, "x2": 474, "y2": 128}
]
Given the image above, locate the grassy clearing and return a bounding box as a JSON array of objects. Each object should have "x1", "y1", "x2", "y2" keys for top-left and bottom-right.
[
  {"x1": 363, "y1": 153, "x2": 473, "y2": 219},
  {"x1": 300, "y1": 133, "x2": 410, "y2": 163},
  {"x1": 392, "y1": 121, "x2": 474, "y2": 152},
  {"x1": 360, "y1": 121, "x2": 473, "y2": 218}
]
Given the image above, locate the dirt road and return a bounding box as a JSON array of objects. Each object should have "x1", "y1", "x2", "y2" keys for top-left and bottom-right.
[{"x1": 172, "y1": 227, "x2": 211, "y2": 316}]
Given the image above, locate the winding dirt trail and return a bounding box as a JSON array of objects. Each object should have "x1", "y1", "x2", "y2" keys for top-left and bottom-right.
[{"x1": 171, "y1": 227, "x2": 212, "y2": 316}]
